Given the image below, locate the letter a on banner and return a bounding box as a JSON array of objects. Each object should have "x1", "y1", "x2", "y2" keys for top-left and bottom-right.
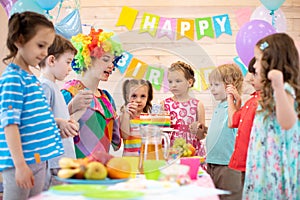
[
  {"x1": 125, "y1": 58, "x2": 148, "y2": 79},
  {"x1": 145, "y1": 66, "x2": 164, "y2": 91}
]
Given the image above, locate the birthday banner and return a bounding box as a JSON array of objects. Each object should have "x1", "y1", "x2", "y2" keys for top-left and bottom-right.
[
  {"x1": 116, "y1": 51, "x2": 215, "y2": 92},
  {"x1": 116, "y1": 6, "x2": 232, "y2": 40}
]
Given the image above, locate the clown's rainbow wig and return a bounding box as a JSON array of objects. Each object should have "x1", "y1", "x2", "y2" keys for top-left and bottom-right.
[{"x1": 71, "y1": 28, "x2": 123, "y2": 74}]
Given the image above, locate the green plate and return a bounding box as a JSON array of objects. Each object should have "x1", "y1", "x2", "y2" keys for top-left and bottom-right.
[
  {"x1": 50, "y1": 184, "x2": 107, "y2": 195},
  {"x1": 83, "y1": 190, "x2": 144, "y2": 199}
]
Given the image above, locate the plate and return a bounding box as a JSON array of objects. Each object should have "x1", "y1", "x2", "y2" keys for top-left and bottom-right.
[
  {"x1": 161, "y1": 127, "x2": 177, "y2": 132},
  {"x1": 50, "y1": 184, "x2": 107, "y2": 195},
  {"x1": 83, "y1": 190, "x2": 144, "y2": 199},
  {"x1": 109, "y1": 179, "x2": 180, "y2": 195},
  {"x1": 54, "y1": 176, "x2": 128, "y2": 185}
]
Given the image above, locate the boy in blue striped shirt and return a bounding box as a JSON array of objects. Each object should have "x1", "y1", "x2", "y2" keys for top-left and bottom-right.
[{"x1": 0, "y1": 12, "x2": 64, "y2": 200}]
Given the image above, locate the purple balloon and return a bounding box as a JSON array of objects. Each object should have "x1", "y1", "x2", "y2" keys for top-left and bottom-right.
[
  {"x1": 0, "y1": 0, "x2": 17, "y2": 16},
  {"x1": 236, "y1": 20, "x2": 276, "y2": 66}
]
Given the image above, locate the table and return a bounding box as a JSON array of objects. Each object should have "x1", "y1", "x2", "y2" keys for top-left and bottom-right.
[{"x1": 30, "y1": 174, "x2": 224, "y2": 200}]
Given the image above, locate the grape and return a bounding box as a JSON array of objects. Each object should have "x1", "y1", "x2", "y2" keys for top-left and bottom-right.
[{"x1": 172, "y1": 138, "x2": 191, "y2": 157}]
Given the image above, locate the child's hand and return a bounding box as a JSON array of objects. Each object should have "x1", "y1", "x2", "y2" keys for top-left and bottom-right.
[
  {"x1": 189, "y1": 122, "x2": 199, "y2": 135},
  {"x1": 189, "y1": 122, "x2": 207, "y2": 140},
  {"x1": 226, "y1": 84, "x2": 240, "y2": 101},
  {"x1": 69, "y1": 90, "x2": 93, "y2": 113},
  {"x1": 58, "y1": 119, "x2": 79, "y2": 138},
  {"x1": 126, "y1": 102, "x2": 138, "y2": 119},
  {"x1": 15, "y1": 164, "x2": 34, "y2": 189},
  {"x1": 267, "y1": 69, "x2": 284, "y2": 90}
]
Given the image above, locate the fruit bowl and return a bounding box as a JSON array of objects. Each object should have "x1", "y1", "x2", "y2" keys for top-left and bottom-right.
[{"x1": 54, "y1": 176, "x2": 128, "y2": 185}]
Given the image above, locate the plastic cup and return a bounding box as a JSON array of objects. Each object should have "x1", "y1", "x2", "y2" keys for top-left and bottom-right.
[
  {"x1": 122, "y1": 156, "x2": 139, "y2": 178},
  {"x1": 143, "y1": 160, "x2": 166, "y2": 180},
  {"x1": 180, "y1": 157, "x2": 200, "y2": 180}
]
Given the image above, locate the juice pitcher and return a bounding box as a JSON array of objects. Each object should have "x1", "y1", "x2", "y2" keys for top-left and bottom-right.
[{"x1": 138, "y1": 125, "x2": 170, "y2": 173}]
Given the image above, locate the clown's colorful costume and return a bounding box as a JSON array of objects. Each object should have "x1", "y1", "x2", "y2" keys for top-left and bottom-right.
[{"x1": 62, "y1": 80, "x2": 121, "y2": 158}]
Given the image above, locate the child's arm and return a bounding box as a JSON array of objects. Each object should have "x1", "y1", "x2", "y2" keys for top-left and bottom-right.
[
  {"x1": 226, "y1": 84, "x2": 242, "y2": 128},
  {"x1": 55, "y1": 118, "x2": 79, "y2": 138},
  {"x1": 4, "y1": 125, "x2": 34, "y2": 189},
  {"x1": 190, "y1": 101, "x2": 206, "y2": 140},
  {"x1": 119, "y1": 110, "x2": 131, "y2": 139},
  {"x1": 160, "y1": 100, "x2": 165, "y2": 111},
  {"x1": 268, "y1": 70, "x2": 297, "y2": 130},
  {"x1": 119, "y1": 102, "x2": 138, "y2": 139}
]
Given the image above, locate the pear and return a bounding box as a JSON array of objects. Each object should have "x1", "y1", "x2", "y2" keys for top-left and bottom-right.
[{"x1": 84, "y1": 161, "x2": 107, "y2": 180}]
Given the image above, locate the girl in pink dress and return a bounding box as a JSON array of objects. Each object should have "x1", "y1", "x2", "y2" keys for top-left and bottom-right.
[{"x1": 162, "y1": 61, "x2": 206, "y2": 157}]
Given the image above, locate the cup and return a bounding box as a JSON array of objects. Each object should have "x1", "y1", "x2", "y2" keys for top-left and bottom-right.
[
  {"x1": 180, "y1": 157, "x2": 200, "y2": 180},
  {"x1": 143, "y1": 160, "x2": 166, "y2": 180},
  {"x1": 122, "y1": 156, "x2": 139, "y2": 178}
]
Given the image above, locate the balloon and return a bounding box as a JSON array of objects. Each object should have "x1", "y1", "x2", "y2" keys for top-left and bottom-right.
[
  {"x1": 236, "y1": 20, "x2": 276, "y2": 66},
  {"x1": 251, "y1": 5, "x2": 286, "y2": 32},
  {"x1": 0, "y1": 0, "x2": 17, "y2": 16},
  {"x1": 10, "y1": 0, "x2": 45, "y2": 16},
  {"x1": 259, "y1": 0, "x2": 285, "y2": 11},
  {"x1": 35, "y1": 0, "x2": 59, "y2": 13},
  {"x1": 55, "y1": 9, "x2": 82, "y2": 39}
]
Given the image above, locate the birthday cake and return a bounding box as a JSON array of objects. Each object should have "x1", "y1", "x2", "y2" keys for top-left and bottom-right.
[{"x1": 139, "y1": 113, "x2": 171, "y2": 128}]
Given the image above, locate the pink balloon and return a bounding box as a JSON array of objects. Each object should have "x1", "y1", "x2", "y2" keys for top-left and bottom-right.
[
  {"x1": 0, "y1": 0, "x2": 17, "y2": 16},
  {"x1": 251, "y1": 5, "x2": 286, "y2": 32},
  {"x1": 236, "y1": 20, "x2": 276, "y2": 66}
]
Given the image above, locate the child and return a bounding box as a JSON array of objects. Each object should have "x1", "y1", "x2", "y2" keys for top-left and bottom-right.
[
  {"x1": 226, "y1": 58, "x2": 261, "y2": 190},
  {"x1": 39, "y1": 34, "x2": 79, "y2": 189},
  {"x1": 61, "y1": 28, "x2": 123, "y2": 158},
  {"x1": 162, "y1": 61, "x2": 206, "y2": 156},
  {"x1": 243, "y1": 33, "x2": 300, "y2": 199},
  {"x1": 206, "y1": 64, "x2": 243, "y2": 200},
  {"x1": 119, "y1": 79, "x2": 153, "y2": 156},
  {"x1": 0, "y1": 12, "x2": 63, "y2": 199}
]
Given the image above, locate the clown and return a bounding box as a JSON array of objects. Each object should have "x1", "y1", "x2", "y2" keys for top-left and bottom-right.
[{"x1": 61, "y1": 28, "x2": 123, "y2": 158}]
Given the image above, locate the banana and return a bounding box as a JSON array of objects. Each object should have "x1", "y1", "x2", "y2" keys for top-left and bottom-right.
[
  {"x1": 57, "y1": 168, "x2": 81, "y2": 179},
  {"x1": 59, "y1": 157, "x2": 80, "y2": 169}
]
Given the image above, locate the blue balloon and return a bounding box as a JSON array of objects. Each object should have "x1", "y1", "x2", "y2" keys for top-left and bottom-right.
[
  {"x1": 260, "y1": 0, "x2": 285, "y2": 11},
  {"x1": 10, "y1": 0, "x2": 45, "y2": 16},
  {"x1": 35, "y1": 0, "x2": 59, "y2": 12},
  {"x1": 55, "y1": 9, "x2": 82, "y2": 39}
]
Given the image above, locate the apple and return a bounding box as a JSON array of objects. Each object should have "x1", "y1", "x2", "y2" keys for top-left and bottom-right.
[{"x1": 84, "y1": 161, "x2": 107, "y2": 180}]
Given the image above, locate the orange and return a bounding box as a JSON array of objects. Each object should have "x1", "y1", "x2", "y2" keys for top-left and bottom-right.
[
  {"x1": 187, "y1": 143, "x2": 196, "y2": 156},
  {"x1": 106, "y1": 157, "x2": 131, "y2": 179}
]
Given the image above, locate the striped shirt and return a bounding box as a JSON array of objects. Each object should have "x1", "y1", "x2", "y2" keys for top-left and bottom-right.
[
  {"x1": 0, "y1": 63, "x2": 63, "y2": 171},
  {"x1": 122, "y1": 117, "x2": 142, "y2": 156}
]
